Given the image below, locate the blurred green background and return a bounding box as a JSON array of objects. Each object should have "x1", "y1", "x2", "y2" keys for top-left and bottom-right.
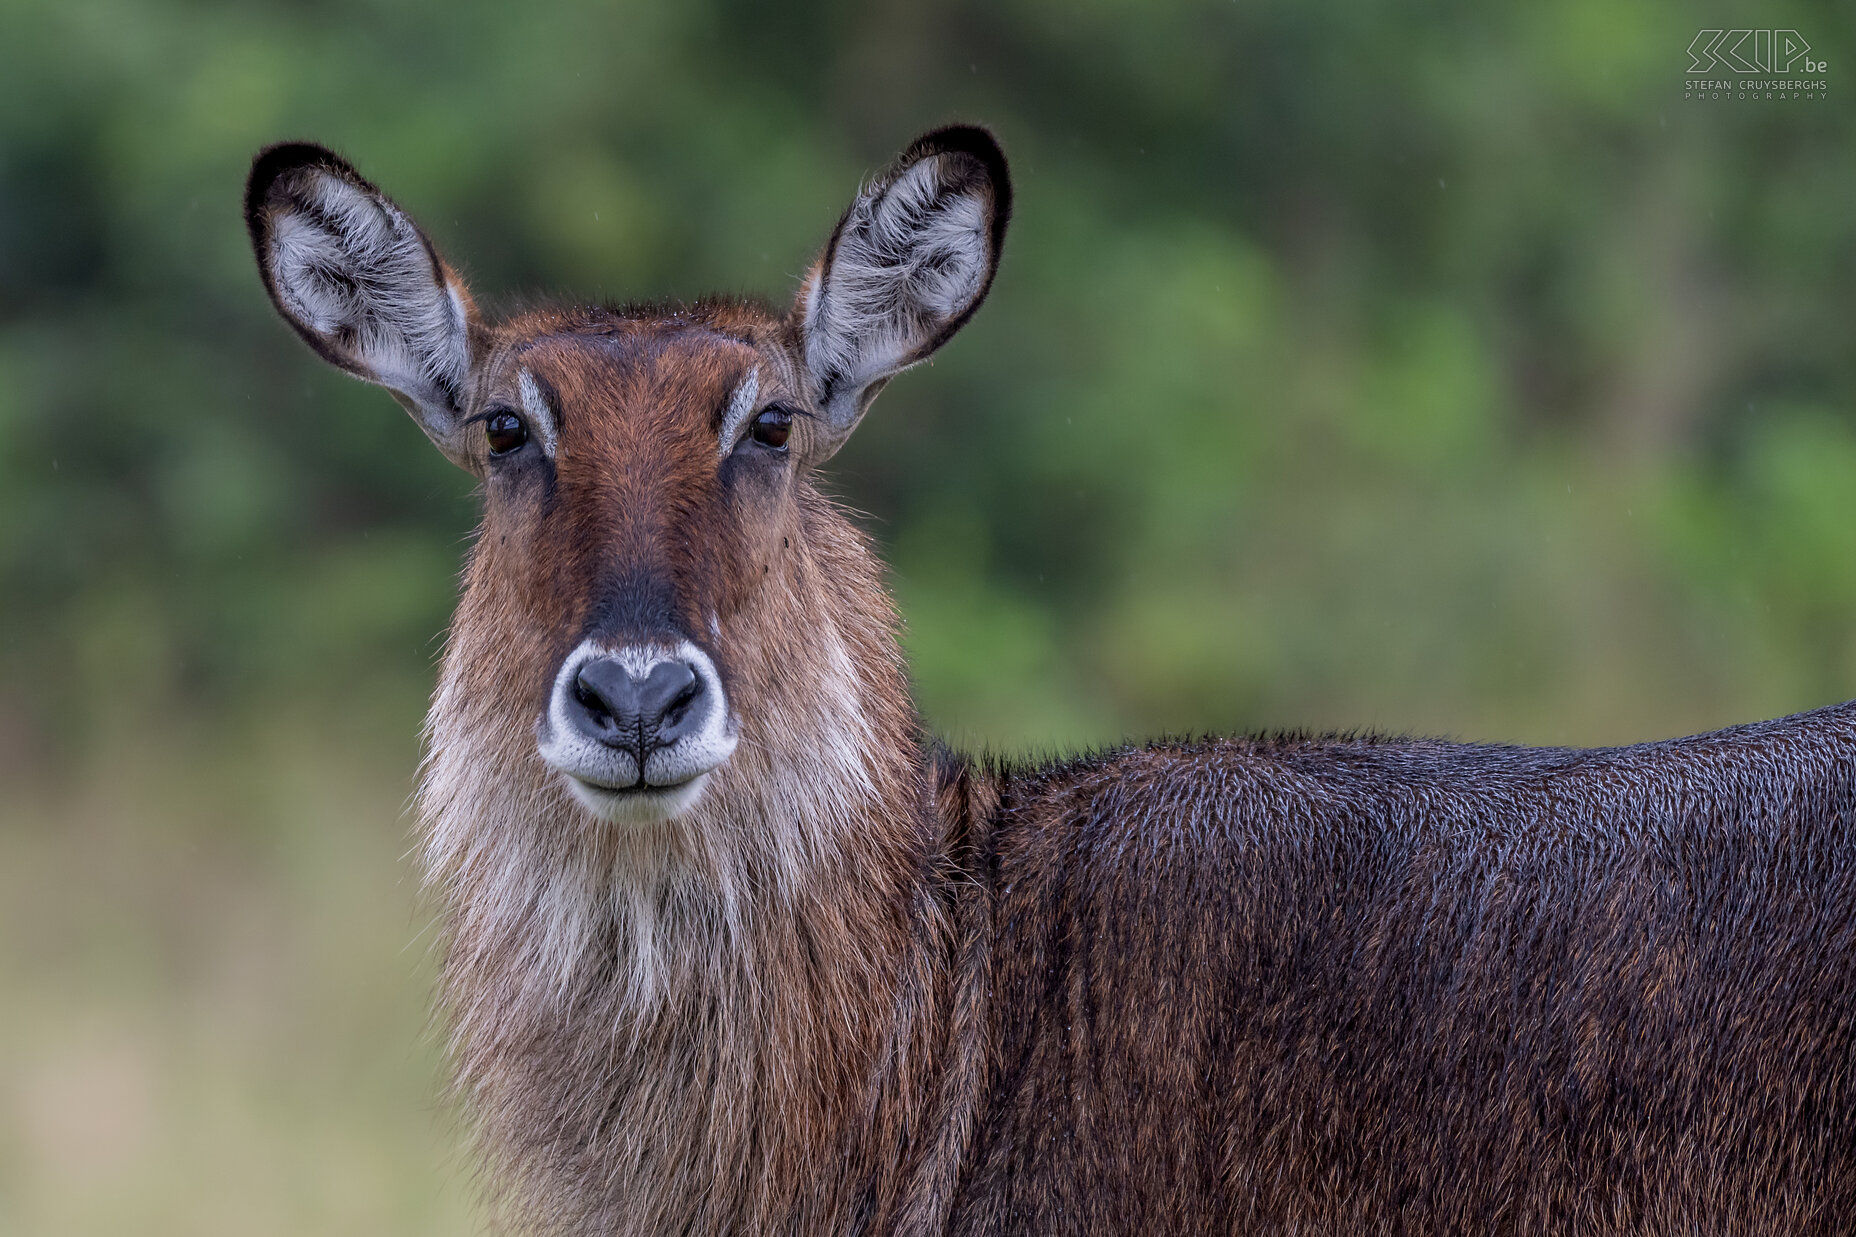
[{"x1": 2, "y1": 0, "x2": 1851, "y2": 1231}]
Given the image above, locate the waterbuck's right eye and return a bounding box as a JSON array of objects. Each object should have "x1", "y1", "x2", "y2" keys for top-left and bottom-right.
[
  {"x1": 749, "y1": 406, "x2": 792, "y2": 450},
  {"x1": 485, "y1": 411, "x2": 528, "y2": 456}
]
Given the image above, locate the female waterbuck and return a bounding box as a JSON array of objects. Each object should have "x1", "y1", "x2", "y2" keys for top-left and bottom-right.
[{"x1": 247, "y1": 128, "x2": 1856, "y2": 1234}]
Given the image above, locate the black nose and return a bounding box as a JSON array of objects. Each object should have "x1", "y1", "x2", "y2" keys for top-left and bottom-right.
[{"x1": 566, "y1": 657, "x2": 708, "y2": 758}]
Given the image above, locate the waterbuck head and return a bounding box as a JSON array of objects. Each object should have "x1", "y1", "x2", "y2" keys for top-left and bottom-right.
[
  {"x1": 248, "y1": 129, "x2": 1005, "y2": 806},
  {"x1": 246, "y1": 130, "x2": 1009, "y2": 1015}
]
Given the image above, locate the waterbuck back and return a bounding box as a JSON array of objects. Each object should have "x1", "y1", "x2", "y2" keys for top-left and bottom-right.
[{"x1": 246, "y1": 126, "x2": 1856, "y2": 1235}]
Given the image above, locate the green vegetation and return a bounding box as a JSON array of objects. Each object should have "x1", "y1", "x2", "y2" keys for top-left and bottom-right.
[{"x1": 2, "y1": 0, "x2": 1851, "y2": 1230}]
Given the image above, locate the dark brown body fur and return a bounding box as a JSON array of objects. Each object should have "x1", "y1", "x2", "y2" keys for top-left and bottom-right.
[{"x1": 937, "y1": 711, "x2": 1856, "y2": 1232}]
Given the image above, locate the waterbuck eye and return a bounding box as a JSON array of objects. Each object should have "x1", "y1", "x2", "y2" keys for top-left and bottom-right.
[
  {"x1": 485, "y1": 411, "x2": 528, "y2": 456},
  {"x1": 749, "y1": 407, "x2": 792, "y2": 450}
]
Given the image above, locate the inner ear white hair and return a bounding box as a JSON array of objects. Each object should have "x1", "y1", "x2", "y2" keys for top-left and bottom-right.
[
  {"x1": 246, "y1": 143, "x2": 479, "y2": 466},
  {"x1": 796, "y1": 125, "x2": 1011, "y2": 462}
]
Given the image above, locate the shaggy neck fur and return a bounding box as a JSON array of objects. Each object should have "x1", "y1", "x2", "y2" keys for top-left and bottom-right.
[{"x1": 418, "y1": 489, "x2": 954, "y2": 1235}]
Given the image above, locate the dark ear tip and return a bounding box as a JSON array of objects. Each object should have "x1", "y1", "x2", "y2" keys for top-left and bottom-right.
[
  {"x1": 244, "y1": 141, "x2": 368, "y2": 242},
  {"x1": 899, "y1": 124, "x2": 1012, "y2": 224},
  {"x1": 902, "y1": 124, "x2": 1006, "y2": 167}
]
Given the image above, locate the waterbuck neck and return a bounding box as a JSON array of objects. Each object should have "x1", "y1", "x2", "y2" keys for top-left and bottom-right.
[{"x1": 415, "y1": 484, "x2": 947, "y2": 1232}]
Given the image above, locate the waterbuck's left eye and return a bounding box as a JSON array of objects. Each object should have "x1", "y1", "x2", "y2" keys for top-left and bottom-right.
[
  {"x1": 485, "y1": 411, "x2": 528, "y2": 456},
  {"x1": 749, "y1": 407, "x2": 792, "y2": 450}
]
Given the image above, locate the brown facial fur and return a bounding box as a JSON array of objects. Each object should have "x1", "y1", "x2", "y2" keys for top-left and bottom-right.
[{"x1": 491, "y1": 324, "x2": 769, "y2": 647}]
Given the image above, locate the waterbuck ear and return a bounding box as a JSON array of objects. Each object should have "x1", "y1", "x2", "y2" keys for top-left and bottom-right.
[
  {"x1": 245, "y1": 142, "x2": 479, "y2": 466},
  {"x1": 795, "y1": 125, "x2": 1011, "y2": 461}
]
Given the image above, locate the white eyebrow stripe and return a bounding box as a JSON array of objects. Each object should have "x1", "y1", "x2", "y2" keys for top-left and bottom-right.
[
  {"x1": 518, "y1": 368, "x2": 560, "y2": 458},
  {"x1": 717, "y1": 369, "x2": 760, "y2": 459}
]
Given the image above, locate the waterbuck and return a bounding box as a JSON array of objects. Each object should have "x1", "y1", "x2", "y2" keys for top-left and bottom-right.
[{"x1": 246, "y1": 127, "x2": 1856, "y2": 1235}]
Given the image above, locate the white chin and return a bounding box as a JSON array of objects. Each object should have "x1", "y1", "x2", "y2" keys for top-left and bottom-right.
[{"x1": 565, "y1": 773, "x2": 712, "y2": 825}]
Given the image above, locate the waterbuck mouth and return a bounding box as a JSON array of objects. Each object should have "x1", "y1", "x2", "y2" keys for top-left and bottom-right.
[{"x1": 561, "y1": 771, "x2": 715, "y2": 826}]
